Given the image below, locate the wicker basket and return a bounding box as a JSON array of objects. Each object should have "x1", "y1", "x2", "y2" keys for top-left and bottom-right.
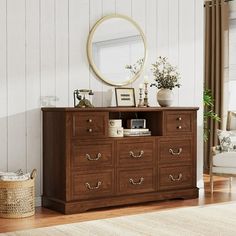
[{"x1": 0, "y1": 169, "x2": 36, "y2": 218}]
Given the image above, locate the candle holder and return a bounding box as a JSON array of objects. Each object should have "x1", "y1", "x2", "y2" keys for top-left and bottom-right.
[
  {"x1": 143, "y1": 82, "x2": 149, "y2": 107},
  {"x1": 138, "y1": 87, "x2": 144, "y2": 107}
]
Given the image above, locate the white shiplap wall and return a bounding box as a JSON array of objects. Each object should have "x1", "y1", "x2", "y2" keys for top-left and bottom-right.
[
  {"x1": 230, "y1": 1, "x2": 236, "y2": 19},
  {"x1": 0, "y1": 0, "x2": 204, "y2": 200},
  {"x1": 228, "y1": 19, "x2": 236, "y2": 111}
]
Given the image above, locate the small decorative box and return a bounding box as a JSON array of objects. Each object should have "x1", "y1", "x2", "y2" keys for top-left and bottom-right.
[
  {"x1": 108, "y1": 127, "x2": 124, "y2": 137},
  {"x1": 109, "y1": 119, "x2": 122, "y2": 128}
]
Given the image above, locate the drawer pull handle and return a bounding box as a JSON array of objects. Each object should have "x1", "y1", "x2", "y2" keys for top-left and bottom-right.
[
  {"x1": 87, "y1": 119, "x2": 93, "y2": 123},
  {"x1": 129, "y1": 177, "x2": 144, "y2": 185},
  {"x1": 85, "y1": 153, "x2": 101, "y2": 161},
  {"x1": 88, "y1": 128, "x2": 93, "y2": 133},
  {"x1": 177, "y1": 126, "x2": 182, "y2": 130},
  {"x1": 169, "y1": 148, "x2": 183, "y2": 156},
  {"x1": 129, "y1": 150, "x2": 144, "y2": 158},
  {"x1": 177, "y1": 117, "x2": 182, "y2": 121},
  {"x1": 85, "y1": 181, "x2": 102, "y2": 190},
  {"x1": 169, "y1": 173, "x2": 183, "y2": 182}
]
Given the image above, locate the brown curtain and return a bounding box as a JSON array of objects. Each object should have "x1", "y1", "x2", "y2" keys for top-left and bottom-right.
[{"x1": 204, "y1": 0, "x2": 229, "y2": 171}]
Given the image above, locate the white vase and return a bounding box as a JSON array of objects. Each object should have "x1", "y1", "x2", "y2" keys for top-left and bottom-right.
[{"x1": 157, "y1": 89, "x2": 174, "y2": 107}]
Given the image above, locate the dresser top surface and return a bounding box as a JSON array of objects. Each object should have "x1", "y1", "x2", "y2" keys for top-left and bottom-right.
[{"x1": 41, "y1": 106, "x2": 199, "y2": 112}]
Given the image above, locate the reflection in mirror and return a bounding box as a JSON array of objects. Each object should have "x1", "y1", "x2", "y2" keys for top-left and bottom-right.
[{"x1": 87, "y1": 15, "x2": 147, "y2": 86}]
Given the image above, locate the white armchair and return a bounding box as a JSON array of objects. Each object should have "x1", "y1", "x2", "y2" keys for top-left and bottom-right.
[{"x1": 210, "y1": 111, "x2": 236, "y2": 193}]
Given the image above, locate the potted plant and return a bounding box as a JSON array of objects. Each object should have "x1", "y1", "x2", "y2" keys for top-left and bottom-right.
[
  {"x1": 125, "y1": 58, "x2": 144, "y2": 75},
  {"x1": 151, "y1": 56, "x2": 181, "y2": 107},
  {"x1": 203, "y1": 89, "x2": 220, "y2": 141}
]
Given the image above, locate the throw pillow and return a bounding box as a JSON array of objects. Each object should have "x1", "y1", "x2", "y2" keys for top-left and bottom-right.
[
  {"x1": 217, "y1": 129, "x2": 236, "y2": 152},
  {"x1": 231, "y1": 131, "x2": 236, "y2": 147}
]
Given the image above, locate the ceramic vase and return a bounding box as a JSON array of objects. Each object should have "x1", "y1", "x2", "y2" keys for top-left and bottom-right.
[{"x1": 157, "y1": 88, "x2": 174, "y2": 107}]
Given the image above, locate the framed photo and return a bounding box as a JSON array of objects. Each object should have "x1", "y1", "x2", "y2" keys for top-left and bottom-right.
[{"x1": 115, "y1": 88, "x2": 136, "y2": 107}]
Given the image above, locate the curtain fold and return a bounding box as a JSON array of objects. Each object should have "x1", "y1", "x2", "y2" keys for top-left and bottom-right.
[{"x1": 204, "y1": 0, "x2": 229, "y2": 171}]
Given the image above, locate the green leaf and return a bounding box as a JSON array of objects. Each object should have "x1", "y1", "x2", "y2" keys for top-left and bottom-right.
[{"x1": 203, "y1": 89, "x2": 221, "y2": 142}]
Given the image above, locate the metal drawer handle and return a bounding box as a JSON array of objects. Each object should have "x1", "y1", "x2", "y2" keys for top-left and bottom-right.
[
  {"x1": 129, "y1": 177, "x2": 144, "y2": 185},
  {"x1": 169, "y1": 148, "x2": 183, "y2": 156},
  {"x1": 169, "y1": 173, "x2": 183, "y2": 182},
  {"x1": 85, "y1": 181, "x2": 102, "y2": 190},
  {"x1": 129, "y1": 150, "x2": 144, "y2": 158},
  {"x1": 177, "y1": 117, "x2": 182, "y2": 121},
  {"x1": 177, "y1": 126, "x2": 182, "y2": 130},
  {"x1": 85, "y1": 153, "x2": 101, "y2": 161},
  {"x1": 87, "y1": 119, "x2": 93, "y2": 123},
  {"x1": 88, "y1": 128, "x2": 93, "y2": 133}
]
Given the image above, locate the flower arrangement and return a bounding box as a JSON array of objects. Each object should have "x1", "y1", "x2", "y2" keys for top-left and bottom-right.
[
  {"x1": 150, "y1": 56, "x2": 181, "y2": 90},
  {"x1": 125, "y1": 58, "x2": 144, "y2": 75}
]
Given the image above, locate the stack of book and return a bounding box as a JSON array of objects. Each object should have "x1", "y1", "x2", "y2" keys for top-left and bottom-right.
[{"x1": 123, "y1": 128, "x2": 151, "y2": 137}]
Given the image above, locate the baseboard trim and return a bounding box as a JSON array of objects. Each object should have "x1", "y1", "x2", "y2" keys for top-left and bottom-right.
[
  {"x1": 197, "y1": 179, "x2": 204, "y2": 189},
  {"x1": 35, "y1": 196, "x2": 42, "y2": 207}
]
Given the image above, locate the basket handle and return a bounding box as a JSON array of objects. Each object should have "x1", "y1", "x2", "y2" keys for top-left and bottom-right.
[{"x1": 30, "y1": 169, "x2": 37, "y2": 179}]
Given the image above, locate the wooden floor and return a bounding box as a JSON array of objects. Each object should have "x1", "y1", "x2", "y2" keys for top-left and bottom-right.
[{"x1": 1, "y1": 175, "x2": 236, "y2": 233}]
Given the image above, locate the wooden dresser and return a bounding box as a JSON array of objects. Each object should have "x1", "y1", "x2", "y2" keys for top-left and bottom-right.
[{"x1": 42, "y1": 107, "x2": 198, "y2": 214}]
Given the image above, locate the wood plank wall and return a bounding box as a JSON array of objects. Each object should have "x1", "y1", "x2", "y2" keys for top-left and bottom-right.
[{"x1": 0, "y1": 0, "x2": 204, "y2": 201}]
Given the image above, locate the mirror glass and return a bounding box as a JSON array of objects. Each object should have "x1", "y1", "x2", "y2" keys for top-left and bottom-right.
[{"x1": 87, "y1": 15, "x2": 147, "y2": 86}]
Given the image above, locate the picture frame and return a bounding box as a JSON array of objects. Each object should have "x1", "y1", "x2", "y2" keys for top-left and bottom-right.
[{"x1": 115, "y1": 88, "x2": 136, "y2": 107}]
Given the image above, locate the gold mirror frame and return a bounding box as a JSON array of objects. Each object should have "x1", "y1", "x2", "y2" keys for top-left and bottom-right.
[{"x1": 87, "y1": 14, "x2": 147, "y2": 86}]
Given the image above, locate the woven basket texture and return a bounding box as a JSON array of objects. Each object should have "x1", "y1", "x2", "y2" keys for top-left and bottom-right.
[{"x1": 0, "y1": 170, "x2": 36, "y2": 218}]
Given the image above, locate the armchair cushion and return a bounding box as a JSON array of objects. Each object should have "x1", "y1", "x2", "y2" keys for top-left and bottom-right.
[
  {"x1": 213, "y1": 152, "x2": 236, "y2": 167},
  {"x1": 212, "y1": 166, "x2": 236, "y2": 175}
]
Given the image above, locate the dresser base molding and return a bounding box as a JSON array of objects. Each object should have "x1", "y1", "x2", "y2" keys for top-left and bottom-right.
[{"x1": 43, "y1": 188, "x2": 199, "y2": 214}]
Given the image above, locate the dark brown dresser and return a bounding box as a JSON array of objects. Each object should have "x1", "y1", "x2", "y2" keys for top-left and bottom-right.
[{"x1": 42, "y1": 107, "x2": 198, "y2": 214}]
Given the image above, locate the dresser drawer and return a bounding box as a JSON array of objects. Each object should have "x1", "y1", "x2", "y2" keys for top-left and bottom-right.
[
  {"x1": 164, "y1": 111, "x2": 193, "y2": 135},
  {"x1": 70, "y1": 170, "x2": 114, "y2": 200},
  {"x1": 158, "y1": 166, "x2": 193, "y2": 191},
  {"x1": 117, "y1": 168, "x2": 156, "y2": 195},
  {"x1": 158, "y1": 138, "x2": 192, "y2": 164},
  {"x1": 71, "y1": 141, "x2": 114, "y2": 169},
  {"x1": 72, "y1": 112, "x2": 108, "y2": 138},
  {"x1": 116, "y1": 138, "x2": 155, "y2": 167}
]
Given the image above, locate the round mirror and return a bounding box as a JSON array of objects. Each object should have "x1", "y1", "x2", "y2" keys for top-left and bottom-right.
[{"x1": 87, "y1": 14, "x2": 147, "y2": 86}]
